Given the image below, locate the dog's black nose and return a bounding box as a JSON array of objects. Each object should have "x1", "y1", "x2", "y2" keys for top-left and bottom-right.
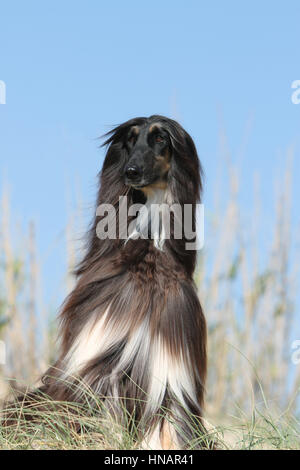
[{"x1": 125, "y1": 165, "x2": 142, "y2": 180}]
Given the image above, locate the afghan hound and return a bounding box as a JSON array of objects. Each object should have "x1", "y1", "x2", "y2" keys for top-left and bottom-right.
[{"x1": 11, "y1": 115, "x2": 209, "y2": 449}]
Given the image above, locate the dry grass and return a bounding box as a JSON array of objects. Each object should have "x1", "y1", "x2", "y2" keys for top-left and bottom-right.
[
  {"x1": 0, "y1": 382, "x2": 299, "y2": 450},
  {"x1": 1, "y1": 372, "x2": 299, "y2": 450}
]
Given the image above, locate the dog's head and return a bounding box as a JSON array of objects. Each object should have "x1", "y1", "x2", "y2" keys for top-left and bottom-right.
[{"x1": 102, "y1": 115, "x2": 203, "y2": 202}]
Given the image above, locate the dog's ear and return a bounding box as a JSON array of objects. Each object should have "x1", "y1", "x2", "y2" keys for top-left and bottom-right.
[
  {"x1": 167, "y1": 124, "x2": 203, "y2": 204},
  {"x1": 102, "y1": 140, "x2": 128, "y2": 173},
  {"x1": 182, "y1": 130, "x2": 203, "y2": 200},
  {"x1": 101, "y1": 124, "x2": 130, "y2": 172},
  {"x1": 101, "y1": 117, "x2": 146, "y2": 172}
]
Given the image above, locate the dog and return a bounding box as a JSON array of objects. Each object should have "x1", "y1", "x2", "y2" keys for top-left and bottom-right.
[{"x1": 19, "y1": 115, "x2": 208, "y2": 449}]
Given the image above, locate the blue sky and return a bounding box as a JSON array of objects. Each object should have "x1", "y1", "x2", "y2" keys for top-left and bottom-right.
[{"x1": 0, "y1": 1, "x2": 300, "y2": 310}]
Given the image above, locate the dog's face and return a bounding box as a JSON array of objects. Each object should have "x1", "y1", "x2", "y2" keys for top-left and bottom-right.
[
  {"x1": 102, "y1": 115, "x2": 202, "y2": 203},
  {"x1": 123, "y1": 122, "x2": 171, "y2": 191}
]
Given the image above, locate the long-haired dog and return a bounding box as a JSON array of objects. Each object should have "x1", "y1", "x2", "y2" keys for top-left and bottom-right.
[{"x1": 10, "y1": 115, "x2": 208, "y2": 449}]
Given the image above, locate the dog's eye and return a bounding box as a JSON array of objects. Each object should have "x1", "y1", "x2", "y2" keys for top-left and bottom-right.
[{"x1": 155, "y1": 135, "x2": 164, "y2": 143}]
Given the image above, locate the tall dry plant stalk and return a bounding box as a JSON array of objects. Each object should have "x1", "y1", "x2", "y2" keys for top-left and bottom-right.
[
  {"x1": 1, "y1": 189, "x2": 25, "y2": 379},
  {"x1": 27, "y1": 221, "x2": 37, "y2": 379},
  {"x1": 0, "y1": 189, "x2": 49, "y2": 389}
]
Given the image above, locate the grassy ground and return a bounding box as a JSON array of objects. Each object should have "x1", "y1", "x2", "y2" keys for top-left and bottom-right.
[
  {"x1": 1, "y1": 413, "x2": 299, "y2": 450},
  {"x1": 1, "y1": 384, "x2": 299, "y2": 450}
]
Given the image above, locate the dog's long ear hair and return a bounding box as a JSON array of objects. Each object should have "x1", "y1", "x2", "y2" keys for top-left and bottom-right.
[
  {"x1": 152, "y1": 116, "x2": 203, "y2": 276},
  {"x1": 153, "y1": 116, "x2": 203, "y2": 205}
]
